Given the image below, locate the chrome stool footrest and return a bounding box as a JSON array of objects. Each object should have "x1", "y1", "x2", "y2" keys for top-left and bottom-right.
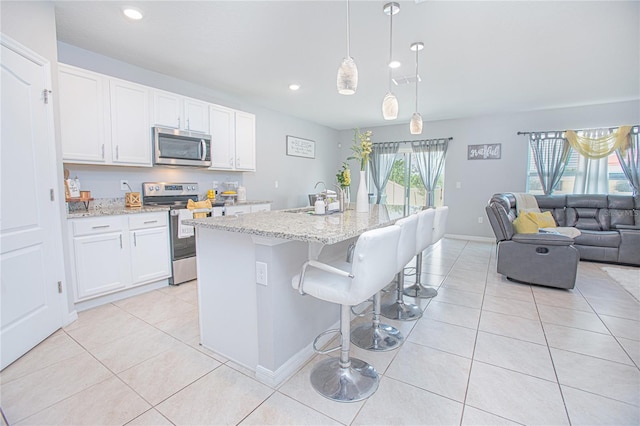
[
  {"x1": 310, "y1": 357, "x2": 379, "y2": 403},
  {"x1": 313, "y1": 329, "x2": 341, "y2": 354},
  {"x1": 380, "y1": 300, "x2": 422, "y2": 321}
]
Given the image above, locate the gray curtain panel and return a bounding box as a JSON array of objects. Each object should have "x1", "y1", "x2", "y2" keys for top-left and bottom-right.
[
  {"x1": 529, "y1": 132, "x2": 571, "y2": 195},
  {"x1": 616, "y1": 126, "x2": 640, "y2": 196},
  {"x1": 369, "y1": 142, "x2": 399, "y2": 204},
  {"x1": 411, "y1": 139, "x2": 449, "y2": 207}
]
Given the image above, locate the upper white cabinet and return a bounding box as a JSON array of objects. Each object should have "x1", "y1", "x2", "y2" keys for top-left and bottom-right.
[
  {"x1": 209, "y1": 106, "x2": 256, "y2": 172},
  {"x1": 209, "y1": 105, "x2": 235, "y2": 170},
  {"x1": 152, "y1": 90, "x2": 209, "y2": 134},
  {"x1": 59, "y1": 64, "x2": 152, "y2": 166},
  {"x1": 59, "y1": 65, "x2": 108, "y2": 163},
  {"x1": 110, "y1": 79, "x2": 151, "y2": 166},
  {"x1": 235, "y1": 111, "x2": 256, "y2": 171}
]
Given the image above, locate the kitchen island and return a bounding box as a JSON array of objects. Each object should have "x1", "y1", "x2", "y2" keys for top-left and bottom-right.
[{"x1": 184, "y1": 204, "x2": 407, "y2": 386}]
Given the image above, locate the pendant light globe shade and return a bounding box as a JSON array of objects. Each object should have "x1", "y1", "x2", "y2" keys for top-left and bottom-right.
[
  {"x1": 382, "y1": 92, "x2": 398, "y2": 120},
  {"x1": 337, "y1": 57, "x2": 358, "y2": 95},
  {"x1": 410, "y1": 112, "x2": 423, "y2": 134}
]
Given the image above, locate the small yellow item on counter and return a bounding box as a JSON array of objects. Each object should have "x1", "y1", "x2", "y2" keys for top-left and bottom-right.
[{"x1": 187, "y1": 199, "x2": 212, "y2": 218}]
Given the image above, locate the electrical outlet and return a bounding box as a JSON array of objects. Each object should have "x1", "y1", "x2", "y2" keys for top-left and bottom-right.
[
  {"x1": 256, "y1": 261, "x2": 268, "y2": 286},
  {"x1": 478, "y1": 216, "x2": 484, "y2": 224},
  {"x1": 274, "y1": 180, "x2": 279, "y2": 188},
  {"x1": 120, "y1": 180, "x2": 129, "y2": 191}
]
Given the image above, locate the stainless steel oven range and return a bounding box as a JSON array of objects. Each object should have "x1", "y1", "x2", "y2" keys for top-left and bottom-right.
[{"x1": 142, "y1": 182, "x2": 208, "y2": 285}]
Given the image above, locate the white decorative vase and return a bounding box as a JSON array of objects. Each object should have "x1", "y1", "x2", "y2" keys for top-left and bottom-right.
[{"x1": 356, "y1": 170, "x2": 369, "y2": 213}]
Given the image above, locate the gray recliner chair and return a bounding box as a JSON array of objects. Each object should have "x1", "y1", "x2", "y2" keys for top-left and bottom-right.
[{"x1": 485, "y1": 198, "x2": 579, "y2": 290}]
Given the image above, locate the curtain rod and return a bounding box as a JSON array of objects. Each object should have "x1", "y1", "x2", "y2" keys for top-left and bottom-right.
[
  {"x1": 517, "y1": 125, "x2": 638, "y2": 136},
  {"x1": 373, "y1": 137, "x2": 453, "y2": 145}
]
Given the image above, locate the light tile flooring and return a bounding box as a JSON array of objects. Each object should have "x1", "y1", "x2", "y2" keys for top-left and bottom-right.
[{"x1": 2, "y1": 239, "x2": 639, "y2": 425}]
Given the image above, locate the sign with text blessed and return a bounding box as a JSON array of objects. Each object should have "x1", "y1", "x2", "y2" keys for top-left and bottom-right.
[
  {"x1": 286, "y1": 135, "x2": 315, "y2": 159},
  {"x1": 467, "y1": 143, "x2": 501, "y2": 160}
]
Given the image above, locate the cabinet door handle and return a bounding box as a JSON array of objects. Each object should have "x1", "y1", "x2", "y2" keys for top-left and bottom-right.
[
  {"x1": 236, "y1": 158, "x2": 240, "y2": 166},
  {"x1": 92, "y1": 225, "x2": 110, "y2": 229},
  {"x1": 229, "y1": 158, "x2": 233, "y2": 166},
  {"x1": 133, "y1": 232, "x2": 137, "y2": 247},
  {"x1": 101, "y1": 144, "x2": 105, "y2": 159},
  {"x1": 115, "y1": 145, "x2": 119, "y2": 160},
  {"x1": 143, "y1": 220, "x2": 158, "y2": 224},
  {"x1": 119, "y1": 234, "x2": 122, "y2": 248},
  {"x1": 177, "y1": 117, "x2": 181, "y2": 128},
  {"x1": 187, "y1": 118, "x2": 190, "y2": 130}
]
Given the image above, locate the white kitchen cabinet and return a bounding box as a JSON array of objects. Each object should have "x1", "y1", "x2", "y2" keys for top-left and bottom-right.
[
  {"x1": 59, "y1": 64, "x2": 108, "y2": 163},
  {"x1": 110, "y1": 79, "x2": 151, "y2": 166},
  {"x1": 152, "y1": 90, "x2": 209, "y2": 133},
  {"x1": 68, "y1": 212, "x2": 170, "y2": 302},
  {"x1": 250, "y1": 204, "x2": 271, "y2": 213},
  {"x1": 59, "y1": 64, "x2": 152, "y2": 166},
  {"x1": 71, "y1": 226, "x2": 128, "y2": 300},
  {"x1": 130, "y1": 227, "x2": 171, "y2": 284},
  {"x1": 209, "y1": 107, "x2": 256, "y2": 172},
  {"x1": 209, "y1": 104, "x2": 235, "y2": 170},
  {"x1": 225, "y1": 205, "x2": 251, "y2": 216},
  {"x1": 234, "y1": 111, "x2": 256, "y2": 171}
]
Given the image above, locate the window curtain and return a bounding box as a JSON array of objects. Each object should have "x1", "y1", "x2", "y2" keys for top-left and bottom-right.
[
  {"x1": 528, "y1": 132, "x2": 571, "y2": 195},
  {"x1": 411, "y1": 139, "x2": 448, "y2": 207},
  {"x1": 572, "y1": 128, "x2": 611, "y2": 194},
  {"x1": 616, "y1": 126, "x2": 640, "y2": 196},
  {"x1": 369, "y1": 142, "x2": 399, "y2": 204}
]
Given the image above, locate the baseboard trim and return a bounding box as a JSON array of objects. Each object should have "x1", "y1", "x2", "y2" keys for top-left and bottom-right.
[
  {"x1": 73, "y1": 279, "x2": 169, "y2": 312},
  {"x1": 445, "y1": 233, "x2": 495, "y2": 243},
  {"x1": 255, "y1": 342, "x2": 316, "y2": 387}
]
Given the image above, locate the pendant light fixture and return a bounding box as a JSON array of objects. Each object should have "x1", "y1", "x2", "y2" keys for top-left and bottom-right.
[
  {"x1": 337, "y1": 0, "x2": 357, "y2": 95},
  {"x1": 410, "y1": 42, "x2": 424, "y2": 134},
  {"x1": 382, "y1": 2, "x2": 399, "y2": 120}
]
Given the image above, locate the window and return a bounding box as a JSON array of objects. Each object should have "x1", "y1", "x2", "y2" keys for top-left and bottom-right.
[{"x1": 526, "y1": 148, "x2": 632, "y2": 195}]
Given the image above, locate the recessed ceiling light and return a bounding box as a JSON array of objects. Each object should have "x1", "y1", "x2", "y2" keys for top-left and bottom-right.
[
  {"x1": 123, "y1": 8, "x2": 143, "y2": 20},
  {"x1": 289, "y1": 84, "x2": 301, "y2": 91},
  {"x1": 388, "y1": 60, "x2": 401, "y2": 69}
]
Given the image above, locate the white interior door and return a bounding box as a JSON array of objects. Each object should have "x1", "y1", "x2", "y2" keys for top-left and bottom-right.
[{"x1": 1, "y1": 37, "x2": 65, "y2": 370}]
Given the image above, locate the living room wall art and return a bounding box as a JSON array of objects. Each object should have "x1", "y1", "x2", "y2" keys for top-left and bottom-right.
[{"x1": 468, "y1": 143, "x2": 501, "y2": 160}]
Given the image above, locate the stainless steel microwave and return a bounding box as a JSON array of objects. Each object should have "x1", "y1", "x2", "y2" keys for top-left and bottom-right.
[{"x1": 153, "y1": 127, "x2": 212, "y2": 167}]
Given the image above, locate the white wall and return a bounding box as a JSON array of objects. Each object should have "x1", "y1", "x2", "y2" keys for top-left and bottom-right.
[
  {"x1": 337, "y1": 100, "x2": 639, "y2": 238},
  {"x1": 57, "y1": 43, "x2": 340, "y2": 209}
]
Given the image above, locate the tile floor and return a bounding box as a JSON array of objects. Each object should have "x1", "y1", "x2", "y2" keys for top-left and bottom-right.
[{"x1": 1, "y1": 238, "x2": 639, "y2": 425}]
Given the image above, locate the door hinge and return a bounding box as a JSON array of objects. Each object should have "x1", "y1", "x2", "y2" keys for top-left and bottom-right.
[
  {"x1": 50, "y1": 188, "x2": 55, "y2": 201},
  {"x1": 57, "y1": 281, "x2": 62, "y2": 294},
  {"x1": 43, "y1": 89, "x2": 52, "y2": 104}
]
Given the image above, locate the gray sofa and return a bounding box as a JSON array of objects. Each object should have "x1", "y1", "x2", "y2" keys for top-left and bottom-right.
[{"x1": 489, "y1": 193, "x2": 640, "y2": 266}]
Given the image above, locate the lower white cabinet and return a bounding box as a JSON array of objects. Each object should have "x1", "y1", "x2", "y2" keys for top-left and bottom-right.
[{"x1": 68, "y1": 212, "x2": 170, "y2": 302}]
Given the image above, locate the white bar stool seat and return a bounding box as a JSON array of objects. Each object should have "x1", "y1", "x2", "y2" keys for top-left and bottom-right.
[
  {"x1": 380, "y1": 213, "x2": 423, "y2": 321},
  {"x1": 292, "y1": 225, "x2": 401, "y2": 402},
  {"x1": 404, "y1": 208, "x2": 438, "y2": 298}
]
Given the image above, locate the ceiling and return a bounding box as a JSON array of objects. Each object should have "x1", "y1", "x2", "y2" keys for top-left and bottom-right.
[{"x1": 53, "y1": 1, "x2": 640, "y2": 130}]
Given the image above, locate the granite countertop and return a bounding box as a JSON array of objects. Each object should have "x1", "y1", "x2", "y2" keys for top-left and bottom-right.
[
  {"x1": 67, "y1": 204, "x2": 170, "y2": 219},
  {"x1": 184, "y1": 204, "x2": 409, "y2": 245},
  {"x1": 66, "y1": 199, "x2": 272, "y2": 219}
]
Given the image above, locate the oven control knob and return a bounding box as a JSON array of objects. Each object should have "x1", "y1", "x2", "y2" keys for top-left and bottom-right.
[
  {"x1": 187, "y1": 186, "x2": 192, "y2": 191},
  {"x1": 155, "y1": 186, "x2": 160, "y2": 191}
]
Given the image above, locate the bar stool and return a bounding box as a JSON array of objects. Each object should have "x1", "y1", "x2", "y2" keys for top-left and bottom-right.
[
  {"x1": 292, "y1": 225, "x2": 401, "y2": 402},
  {"x1": 432, "y1": 206, "x2": 449, "y2": 244},
  {"x1": 404, "y1": 208, "x2": 438, "y2": 298},
  {"x1": 380, "y1": 213, "x2": 423, "y2": 321}
]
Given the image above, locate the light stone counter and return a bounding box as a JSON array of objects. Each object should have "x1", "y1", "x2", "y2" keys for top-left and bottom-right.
[
  {"x1": 185, "y1": 204, "x2": 407, "y2": 245},
  {"x1": 67, "y1": 202, "x2": 169, "y2": 219}
]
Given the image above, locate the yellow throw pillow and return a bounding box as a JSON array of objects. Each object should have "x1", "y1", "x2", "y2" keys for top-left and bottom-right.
[
  {"x1": 527, "y1": 211, "x2": 557, "y2": 228},
  {"x1": 513, "y1": 213, "x2": 539, "y2": 234}
]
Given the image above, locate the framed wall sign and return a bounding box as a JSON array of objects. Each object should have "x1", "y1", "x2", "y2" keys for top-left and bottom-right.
[
  {"x1": 467, "y1": 143, "x2": 501, "y2": 160},
  {"x1": 286, "y1": 135, "x2": 315, "y2": 159}
]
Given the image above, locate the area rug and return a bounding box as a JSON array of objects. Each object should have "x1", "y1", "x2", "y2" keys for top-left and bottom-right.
[{"x1": 602, "y1": 265, "x2": 640, "y2": 302}]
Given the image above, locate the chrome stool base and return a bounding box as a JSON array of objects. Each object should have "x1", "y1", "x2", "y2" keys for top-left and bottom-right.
[
  {"x1": 403, "y1": 283, "x2": 438, "y2": 299},
  {"x1": 310, "y1": 357, "x2": 379, "y2": 403},
  {"x1": 351, "y1": 323, "x2": 403, "y2": 351},
  {"x1": 380, "y1": 300, "x2": 422, "y2": 321}
]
